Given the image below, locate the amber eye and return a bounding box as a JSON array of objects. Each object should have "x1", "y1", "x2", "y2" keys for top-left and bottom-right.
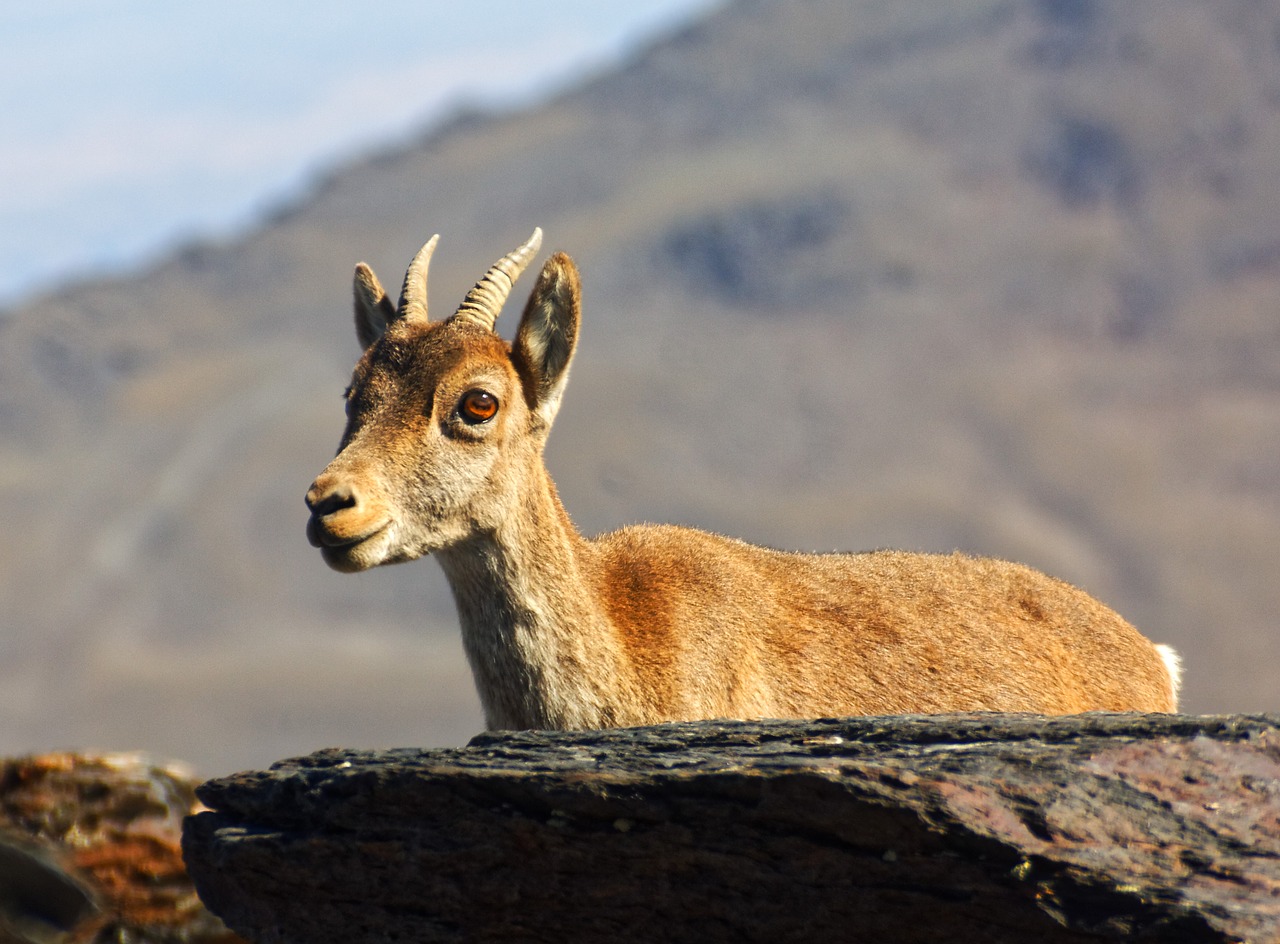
[{"x1": 459, "y1": 389, "x2": 499, "y2": 423}]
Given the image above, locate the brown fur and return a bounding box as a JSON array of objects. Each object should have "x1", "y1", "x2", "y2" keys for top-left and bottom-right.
[{"x1": 306, "y1": 231, "x2": 1181, "y2": 731}]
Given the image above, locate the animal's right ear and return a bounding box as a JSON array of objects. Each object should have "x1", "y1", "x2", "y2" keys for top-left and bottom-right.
[
  {"x1": 353, "y1": 263, "x2": 396, "y2": 350},
  {"x1": 514, "y1": 252, "x2": 581, "y2": 430}
]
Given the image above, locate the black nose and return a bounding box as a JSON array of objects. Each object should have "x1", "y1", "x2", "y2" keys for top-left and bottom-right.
[{"x1": 306, "y1": 479, "x2": 357, "y2": 517}]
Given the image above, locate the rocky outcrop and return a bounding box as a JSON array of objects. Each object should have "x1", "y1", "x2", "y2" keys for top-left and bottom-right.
[
  {"x1": 183, "y1": 713, "x2": 1280, "y2": 943},
  {"x1": 0, "y1": 752, "x2": 243, "y2": 943}
]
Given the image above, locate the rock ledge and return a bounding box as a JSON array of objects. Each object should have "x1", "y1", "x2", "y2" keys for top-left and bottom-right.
[{"x1": 183, "y1": 713, "x2": 1280, "y2": 943}]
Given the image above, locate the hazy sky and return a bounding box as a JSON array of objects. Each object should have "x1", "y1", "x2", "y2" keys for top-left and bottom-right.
[{"x1": 0, "y1": 1, "x2": 717, "y2": 308}]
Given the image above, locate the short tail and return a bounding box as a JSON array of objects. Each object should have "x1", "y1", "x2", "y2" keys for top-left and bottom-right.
[{"x1": 1155, "y1": 644, "x2": 1183, "y2": 710}]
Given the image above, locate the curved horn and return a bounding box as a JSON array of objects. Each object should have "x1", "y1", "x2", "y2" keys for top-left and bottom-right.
[
  {"x1": 398, "y1": 233, "x2": 440, "y2": 324},
  {"x1": 452, "y1": 228, "x2": 543, "y2": 330}
]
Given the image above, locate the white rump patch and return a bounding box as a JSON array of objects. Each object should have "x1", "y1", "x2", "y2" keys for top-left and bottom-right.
[{"x1": 1155, "y1": 643, "x2": 1183, "y2": 707}]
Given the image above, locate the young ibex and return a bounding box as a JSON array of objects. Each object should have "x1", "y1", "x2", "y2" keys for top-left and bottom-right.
[{"x1": 306, "y1": 228, "x2": 1182, "y2": 729}]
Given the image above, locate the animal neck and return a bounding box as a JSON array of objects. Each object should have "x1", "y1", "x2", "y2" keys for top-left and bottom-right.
[{"x1": 435, "y1": 469, "x2": 635, "y2": 730}]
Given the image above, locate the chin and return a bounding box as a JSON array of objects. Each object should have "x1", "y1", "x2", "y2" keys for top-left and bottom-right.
[
  {"x1": 322, "y1": 538, "x2": 434, "y2": 573},
  {"x1": 320, "y1": 544, "x2": 378, "y2": 573},
  {"x1": 320, "y1": 532, "x2": 395, "y2": 572}
]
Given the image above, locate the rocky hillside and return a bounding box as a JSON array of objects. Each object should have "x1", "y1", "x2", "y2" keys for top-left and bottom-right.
[{"x1": 2, "y1": 0, "x2": 1278, "y2": 773}]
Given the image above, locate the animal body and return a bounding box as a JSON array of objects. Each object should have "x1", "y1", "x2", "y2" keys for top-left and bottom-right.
[{"x1": 305, "y1": 228, "x2": 1182, "y2": 729}]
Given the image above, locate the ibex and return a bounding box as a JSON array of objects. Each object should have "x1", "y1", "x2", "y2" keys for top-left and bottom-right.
[{"x1": 306, "y1": 228, "x2": 1182, "y2": 729}]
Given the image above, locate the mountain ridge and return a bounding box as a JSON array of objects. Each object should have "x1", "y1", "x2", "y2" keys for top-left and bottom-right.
[{"x1": 2, "y1": 0, "x2": 1277, "y2": 773}]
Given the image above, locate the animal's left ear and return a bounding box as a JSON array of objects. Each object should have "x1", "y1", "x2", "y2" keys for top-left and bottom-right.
[
  {"x1": 514, "y1": 252, "x2": 580, "y2": 429},
  {"x1": 353, "y1": 263, "x2": 396, "y2": 350}
]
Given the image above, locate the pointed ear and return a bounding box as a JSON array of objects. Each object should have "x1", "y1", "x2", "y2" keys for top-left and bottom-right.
[
  {"x1": 354, "y1": 263, "x2": 397, "y2": 350},
  {"x1": 514, "y1": 252, "x2": 580, "y2": 429}
]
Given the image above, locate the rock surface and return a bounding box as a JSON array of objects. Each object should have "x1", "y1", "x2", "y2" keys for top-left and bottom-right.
[
  {"x1": 0, "y1": 752, "x2": 243, "y2": 943},
  {"x1": 183, "y1": 713, "x2": 1280, "y2": 943}
]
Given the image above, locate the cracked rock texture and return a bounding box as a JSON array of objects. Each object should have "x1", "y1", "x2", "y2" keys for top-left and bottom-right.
[{"x1": 182, "y1": 714, "x2": 1280, "y2": 943}]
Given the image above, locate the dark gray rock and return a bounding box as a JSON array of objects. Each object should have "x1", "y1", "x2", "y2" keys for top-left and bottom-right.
[{"x1": 183, "y1": 713, "x2": 1280, "y2": 943}]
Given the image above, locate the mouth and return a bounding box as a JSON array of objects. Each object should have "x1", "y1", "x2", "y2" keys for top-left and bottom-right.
[{"x1": 307, "y1": 515, "x2": 393, "y2": 573}]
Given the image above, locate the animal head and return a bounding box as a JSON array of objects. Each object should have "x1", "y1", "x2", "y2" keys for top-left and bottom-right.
[{"x1": 305, "y1": 228, "x2": 580, "y2": 572}]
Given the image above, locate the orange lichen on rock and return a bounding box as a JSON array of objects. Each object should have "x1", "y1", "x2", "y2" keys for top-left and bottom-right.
[{"x1": 0, "y1": 752, "x2": 242, "y2": 943}]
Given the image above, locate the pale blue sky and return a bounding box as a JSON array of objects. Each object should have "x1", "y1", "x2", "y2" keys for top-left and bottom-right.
[{"x1": 0, "y1": 1, "x2": 718, "y2": 307}]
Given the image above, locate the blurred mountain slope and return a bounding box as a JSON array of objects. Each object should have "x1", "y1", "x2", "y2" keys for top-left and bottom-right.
[{"x1": 2, "y1": 0, "x2": 1277, "y2": 773}]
